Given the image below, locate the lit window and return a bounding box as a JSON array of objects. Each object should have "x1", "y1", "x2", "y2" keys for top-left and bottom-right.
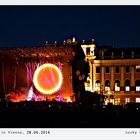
[
  {"x1": 125, "y1": 80, "x2": 130, "y2": 91},
  {"x1": 115, "y1": 86, "x2": 120, "y2": 91},
  {"x1": 135, "y1": 80, "x2": 140, "y2": 91},
  {"x1": 105, "y1": 80, "x2": 110, "y2": 91},
  {"x1": 85, "y1": 77, "x2": 92, "y2": 91},
  {"x1": 95, "y1": 80, "x2": 100, "y2": 91},
  {"x1": 90, "y1": 47, "x2": 94, "y2": 55},
  {"x1": 136, "y1": 86, "x2": 140, "y2": 91},
  {"x1": 115, "y1": 80, "x2": 120, "y2": 91},
  {"x1": 136, "y1": 98, "x2": 140, "y2": 103},
  {"x1": 115, "y1": 98, "x2": 120, "y2": 105},
  {"x1": 125, "y1": 98, "x2": 130, "y2": 104},
  {"x1": 105, "y1": 86, "x2": 110, "y2": 92},
  {"x1": 125, "y1": 86, "x2": 130, "y2": 91},
  {"x1": 136, "y1": 65, "x2": 140, "y2": 72}
]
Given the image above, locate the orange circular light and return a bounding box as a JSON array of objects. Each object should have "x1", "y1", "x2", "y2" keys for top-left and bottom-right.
[{"x1": 33, "y1": 63, "x2": 63, "y2": 95}]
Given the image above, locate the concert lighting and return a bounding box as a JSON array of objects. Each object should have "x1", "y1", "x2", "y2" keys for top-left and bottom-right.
[{"x1": 33, "y1": 63, "x2": 63, "y2": 95}]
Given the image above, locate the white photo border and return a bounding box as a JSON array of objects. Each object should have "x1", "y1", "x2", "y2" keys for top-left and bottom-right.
[
  {"x1": 0, "y1": 1, "x2": 140, "y2": 140},
  {"x1": 0, "y1": 0, "x2": 139, "y2": 5}
]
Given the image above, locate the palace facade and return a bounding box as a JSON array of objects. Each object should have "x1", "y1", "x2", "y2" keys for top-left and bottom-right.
[{"x1": 82, "y1": 42, "x2": 140, "y2": 105}]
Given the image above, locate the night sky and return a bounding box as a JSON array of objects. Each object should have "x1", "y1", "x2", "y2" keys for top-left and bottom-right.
[{"x1": 0, "y1": 6, "x2": 140, "y2": 48}]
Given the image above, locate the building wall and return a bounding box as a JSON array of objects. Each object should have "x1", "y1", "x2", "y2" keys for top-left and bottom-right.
[
  {"x1": 81, "y1": 44, "x2": 140, "y2": 105},
  {"x1": 93, "y1": 59, "x2": 140, "y2": 105}
]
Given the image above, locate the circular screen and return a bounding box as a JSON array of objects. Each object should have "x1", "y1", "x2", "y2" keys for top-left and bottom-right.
[{"x1": 33, "y1": 63, "x2": 63, "y2": 95}]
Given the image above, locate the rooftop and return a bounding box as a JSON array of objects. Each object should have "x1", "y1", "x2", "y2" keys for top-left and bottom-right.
[
  {"x1": 95, "y1": 46, "x2": 140, "y2": 60},
  {"x1": 0, "y1": 44, "x2": 85, "y2": 62}
]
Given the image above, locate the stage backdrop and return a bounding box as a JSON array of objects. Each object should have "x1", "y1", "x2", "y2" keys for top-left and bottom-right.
[{"x1": 0, "y1": 44, "x2": 86, "y2": 102}]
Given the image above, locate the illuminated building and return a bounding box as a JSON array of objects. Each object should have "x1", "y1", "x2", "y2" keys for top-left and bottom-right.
[
  {"x1": 1, "y1": 37, "x2": 140, "y2": 105},
  {"x1": 81, "y1": 40, "x2": 140, "y2": 105}
]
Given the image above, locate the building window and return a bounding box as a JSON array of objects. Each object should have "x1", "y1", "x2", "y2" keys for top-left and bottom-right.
[
  {"x1": 115, "y1": 98, "x2": 120, "y2": 105},
  {"x1": 105, "y1": 66, "x2": 110, "y2": 73},
  {"x1": 95, "y1": 80, "x2": 100, "y2": 91},
  {"x1": 115, "y1": 80, "x2": 120, "y2": 91},
  {"x1": 86, "y1": 48, "x2": 90, "y2": 55},
  {"x1": 115, "y1": 66, "x2": 120, "y2": 73},
  {"x1": 85, "y1": 77, "x2": 92, "y2": 91},
  {"x1": 96, "y1": 66, "x2": 100, "y2": 73},
  {"x1": 125, "y1": 80, "x2": 130, "y2": 91},
  {"x1": 135, "y1": 80, "x2": 140, "y2": 91},
  {"x1": 90, "y1": 47, "x2": 94, "y2": 55},
  {"x1": 136, "y1": 65, "x2": 140, "y2": 72},
  {"x1": 125, "y1": 86, "x2": 130, "y2": 91},
  {"x1": 125, "y1": 98, "x2": 130, "y2": 104},
  {"x1": 136, "y1": 87, "x2": 140, "y2": 91},
  {"x1": 105, "y1": 80, "x2": 110, "y2": 91},
  {"x1": 136, "y1": 98, "x2": 140, "y2": 103},
  {"x1": 125, "y1": 66, "x2": 130, "y2": 73}
]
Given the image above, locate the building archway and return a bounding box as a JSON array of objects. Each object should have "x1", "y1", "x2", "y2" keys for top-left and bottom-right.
[
  {"x1": 135, "y1": 80, "x2": 140, "y2": 91},
  {"x1": 95, "y1": 80, "x2": 100, "y2": 91},
  {"x1": 115, "y1": 80, "x2": 120, "y2": 91},
  {"x1": 125, "y1": 80, "x2": 130, "y2": 91},
  {"x1": 105, "y1": 80, "x2": 110, "y2": 91}
]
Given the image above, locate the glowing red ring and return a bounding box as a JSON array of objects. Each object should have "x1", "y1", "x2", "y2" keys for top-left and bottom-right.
[{"x1": 33, "y1": 63, "x2": 63, "y2": 95}]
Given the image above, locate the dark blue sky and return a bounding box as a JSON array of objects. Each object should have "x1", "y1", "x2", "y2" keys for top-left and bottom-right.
[{"x1": 0, "y1": 6, "x2": 140, "y2": 47}]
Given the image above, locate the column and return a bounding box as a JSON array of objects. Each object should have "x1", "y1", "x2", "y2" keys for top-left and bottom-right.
[
  {"x1": 120, "y1": 65, "x2": 125, "y2": 91},
  {"x1": 89, "y1": 61, "x2": 94, "y2": 92},
  {"x1": 93, "y1": 64, "x2": 96, "y2": 92},
  {"x1": 91, "y1": 62, "x2": 96, "y2": 92},
  {"x1": 101, "y1": 66, "x2": 105, "y2": 91},
  {"x1": 130, "y1": 65, "x2": 135, "y2": 91},
  {"x1": 110, "y1": 65, "x2": 114, "y2": 91}
]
